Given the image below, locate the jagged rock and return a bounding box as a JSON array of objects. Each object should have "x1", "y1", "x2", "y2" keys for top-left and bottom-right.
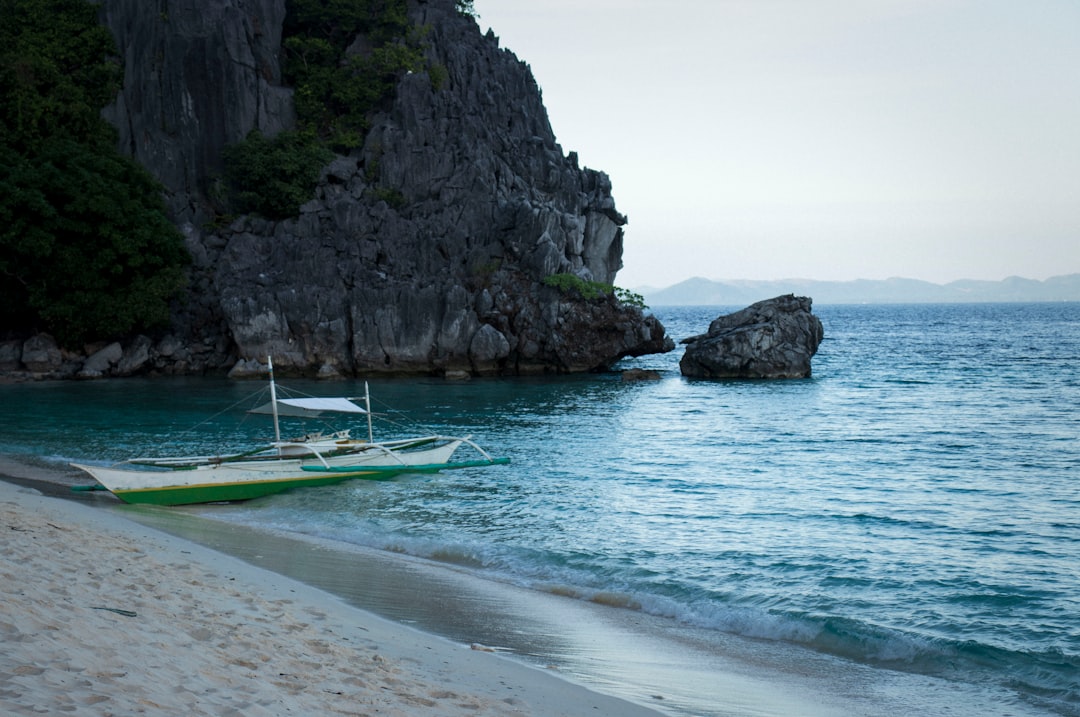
[
  {"x1": 78, "y1": 342, "x2": 123, "y2": 378},
  {"x1": 99, "y1": 0, "x2": 292, "y2": 222},
  {"x1": 21, "y1": 335, "x2": 63, "y2": 374},
  {"x1": 81, "y1": 0, "x2": 671, "y2": 378},
  {"x1": 0, "y1": 341, "x2": 21, "y2": 371},
  {"x1": 316, "y1": 363, "x2": 345, "y2": 380},
  {"x1": 469, "y1": 324, "x2": 511, "y2": 375},
  {"x1": 154, "y1": 334, "x2": 187, "y2": 360},
  {"x1": 679, "y1": 295, "x2": 824, "y2": 379},
  {"x1": 227, "y1": 358, "x2": 268, "y2": 379},
  {"x1": 117, "y1": 336, "x2": 154, "y2": 376}
]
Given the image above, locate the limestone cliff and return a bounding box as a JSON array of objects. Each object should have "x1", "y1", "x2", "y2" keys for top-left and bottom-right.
[{"x1": 82, "y1": 0, "x2": 673, "y2": 378}]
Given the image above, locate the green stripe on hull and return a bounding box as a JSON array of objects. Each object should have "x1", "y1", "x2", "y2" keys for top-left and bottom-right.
[
  {"x1": 301, "y1": 457, "x2": 511, "y2": 474},
  {"x1": 111, "y1": 470, "x2": 380, "y2": 506}
]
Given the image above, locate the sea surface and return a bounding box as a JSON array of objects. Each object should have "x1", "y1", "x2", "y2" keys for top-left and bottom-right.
[{"x1": 2, "y1": 303, "x2": 1078, "y2": 716}]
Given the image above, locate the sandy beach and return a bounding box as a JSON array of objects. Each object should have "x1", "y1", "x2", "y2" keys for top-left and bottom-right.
[{"x1": 0, "y1": 472, "x2": 664, "y2": 716}]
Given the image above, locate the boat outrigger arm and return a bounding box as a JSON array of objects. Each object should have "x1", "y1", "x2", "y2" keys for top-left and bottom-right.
[
  {"x1": 124, "y1": 439, "x2": 350, "y2": 470},
  {"x1": 299, "y1": 435, "x2": 509, "y2": 473}
]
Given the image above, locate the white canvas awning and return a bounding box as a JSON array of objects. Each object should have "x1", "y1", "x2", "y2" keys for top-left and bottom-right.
[{"x1": 249, "y1": 397, "x2": 367, "y2": 417}]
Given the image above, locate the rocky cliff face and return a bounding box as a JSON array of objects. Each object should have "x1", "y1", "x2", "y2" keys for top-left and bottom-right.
[{"x1": 76, "y1": 0, "x2": 672, "y2": 378}]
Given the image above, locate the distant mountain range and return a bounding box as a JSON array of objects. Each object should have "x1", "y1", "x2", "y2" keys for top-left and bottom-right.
[{"x1": 638, "y1": 274, "x2": 1080, "y2": 306}]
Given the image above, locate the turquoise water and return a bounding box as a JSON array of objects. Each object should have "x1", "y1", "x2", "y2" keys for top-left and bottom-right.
[{"x1": 2, "y1": 303, "x2": 1078, "y2": 716}]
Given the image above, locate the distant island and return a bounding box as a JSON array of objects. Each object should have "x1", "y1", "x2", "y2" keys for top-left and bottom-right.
[{"x1": 639, "y1": 274, "x2": 1080, "y2": 306}]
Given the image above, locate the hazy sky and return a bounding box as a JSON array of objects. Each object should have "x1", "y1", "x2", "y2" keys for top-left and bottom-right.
[{"x1": 472, "y1": 0, "x2": 1080, "y2": 288}]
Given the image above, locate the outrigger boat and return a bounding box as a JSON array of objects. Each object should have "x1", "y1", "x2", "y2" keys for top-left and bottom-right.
[{"x1": 71, "y1": 358, "x2": 508, "y2": 506}]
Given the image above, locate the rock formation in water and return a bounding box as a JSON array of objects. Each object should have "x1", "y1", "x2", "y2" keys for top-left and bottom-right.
[
  {"x1": 679, "y1": 295, "x2": 824, "y2": 379},
  {"x1": 61, "y1": 0, "x2": 668, "y2": 379}
]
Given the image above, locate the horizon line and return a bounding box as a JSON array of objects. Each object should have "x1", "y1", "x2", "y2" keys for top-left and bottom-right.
[{"x1": 631, "y1": 272, "x2": 1080, "y2": 291}]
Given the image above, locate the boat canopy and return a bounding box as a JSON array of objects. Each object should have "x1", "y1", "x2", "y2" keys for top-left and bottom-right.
[{"x1": 249, "y1": 397, "x2": 368, "y2": 417}]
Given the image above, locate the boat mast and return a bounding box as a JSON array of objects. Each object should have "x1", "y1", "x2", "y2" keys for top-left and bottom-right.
[
  {"x1": 365, "y1": 381, "x2": 374, "y2": 443},
  {"x1": 268, "y1": 356, "x2": 282, "y2": 450}
]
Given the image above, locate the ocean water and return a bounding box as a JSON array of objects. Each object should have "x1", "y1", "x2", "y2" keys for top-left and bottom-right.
[{"x1": 1, "y1": 302, "x2": 1078, "y2": 716}]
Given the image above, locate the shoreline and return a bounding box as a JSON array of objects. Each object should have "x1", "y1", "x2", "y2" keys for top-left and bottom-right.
[
  {"x1": 2, "y1": 457, "x2": 861, "y2": 717},
  {"x1": 3, "y1": 456, "x2": 1052, "y2": 717},
  {"x1": 0, "y1": 463, "x2": 665, "y2": 717}
]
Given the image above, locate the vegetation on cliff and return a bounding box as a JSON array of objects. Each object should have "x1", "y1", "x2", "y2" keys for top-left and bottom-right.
[
  {"x1": 542, "y1": 273, "x2": 647, "y2": 309},
  {"x1": 221, "y1": 0, "x2": 428, "y2": 219},
  {"x1": 284, "y1": 0, "x2": 425, "y2": 149},
  {"x1": 221, "y1": 130, "x2": 334, "y2": 219},
  {"x1": 0, "y1": 0, "x2": 189, "y2": 347}
]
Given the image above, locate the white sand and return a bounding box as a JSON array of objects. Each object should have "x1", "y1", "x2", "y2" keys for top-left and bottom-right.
[{"x1": 0, "y1": 479, "x2": 664, "y2": 716}]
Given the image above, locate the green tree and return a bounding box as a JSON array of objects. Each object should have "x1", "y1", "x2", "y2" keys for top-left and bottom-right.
[
  {"x1": 223, "y1": 0, "x2": 425, "y2": 212},
  {"x1": 0, "y1": 0, "x2": 189, "y2": 347},
  {"x1": 542, "y1": 273, "x2": 647, "y2": 309},
  {"x1": 284, "y1": 0, "x2": 408, "y2": 47},
  {"x1": 222, "y1": 130, "x2": 334, "y2": 219},
  {"x1": 0, "y1": 141, "x2": 189, "y2": 346},
  {"x1": 0, "y1": 0, "x2": 120, "y2": 151},
  {"x1": 282, "y1": 0, "x2": 423, "y2": 149},
  {"x1": 223, "y1": 0, "x2": 426, "y2": 212}
]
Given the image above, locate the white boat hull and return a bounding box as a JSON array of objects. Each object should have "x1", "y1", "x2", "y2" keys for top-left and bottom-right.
[{"x1": 72, "y1": 440, "x2": 463, "y2": 505}]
